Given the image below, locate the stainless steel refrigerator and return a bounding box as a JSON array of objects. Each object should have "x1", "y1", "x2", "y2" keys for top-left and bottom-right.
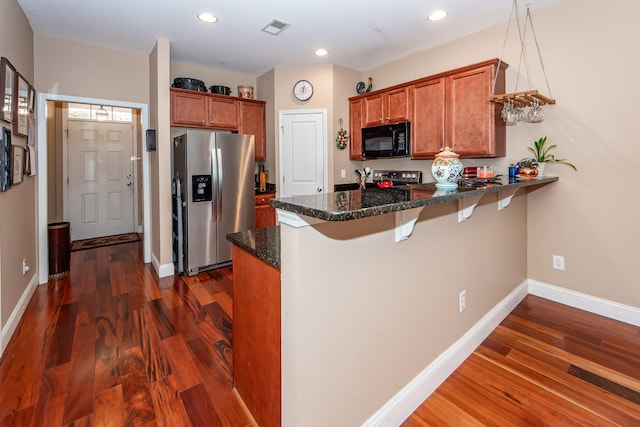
[{"x1": 172, "y1": 130, "x2": 255, "y2": 275}]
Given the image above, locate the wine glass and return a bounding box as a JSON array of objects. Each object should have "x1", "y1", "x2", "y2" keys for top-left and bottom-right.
[{"x1": 526, "y1": 99, "x2": 544, "y2": 123}]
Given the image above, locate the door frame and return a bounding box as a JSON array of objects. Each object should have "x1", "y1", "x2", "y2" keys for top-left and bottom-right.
[
  {"x1": 36, "y1": 93, "x2": 151, "y2": 284},
  {"x1": 64, "y1": 115, "x2": 138, "y2": 240},
  {"x1": 278, "y1": 108, "x2": 328, "y2": 198}
]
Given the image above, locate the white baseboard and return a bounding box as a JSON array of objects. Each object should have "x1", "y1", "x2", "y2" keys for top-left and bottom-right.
[
  {"x1": 528, "y1": 279, "x2": 640, "y2": 327},
  {"x1": 362, "y1": 281, "x2": 530, "y2": 427},
  {"x1": 0, "y1": 272, "x2": 39, "y2": 357},
  {"x1": 363, "y1": 279, "x2": 640, "y2": 426},
  {"x1": 151, "y1": 252, "x2": 174, "y2": 278}
]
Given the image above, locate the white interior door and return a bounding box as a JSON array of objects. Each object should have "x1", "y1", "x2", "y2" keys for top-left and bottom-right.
[
  {"x1": 67, "y1": 121, "x2": 134, "y2": 240},
  {"x1": 279, "y1": 110, "x2": 327, "y2": 197}
]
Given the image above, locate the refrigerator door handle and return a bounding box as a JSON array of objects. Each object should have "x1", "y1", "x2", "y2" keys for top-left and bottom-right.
[
  {"x1": 216, "y1": 147, "x2": 223, "y2": 221},
  {"x1": 211, "y1": 147, "x2": 218, "y2": 222}
]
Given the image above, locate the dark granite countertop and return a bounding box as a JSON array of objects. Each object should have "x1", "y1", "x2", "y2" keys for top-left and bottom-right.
[
  {"x1": 255, "y1": 183, "x2": 276, "y2": 195},
  {"x1": 271, "y1": 176, "x2": 558, "y2": 222},
  {"x1": 227, "y1": 226, "x2": 280, "y2": 270}
]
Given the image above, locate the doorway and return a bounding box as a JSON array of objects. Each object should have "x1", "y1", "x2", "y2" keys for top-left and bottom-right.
[
  {"x1": 37, "y1": 94, "x2": 151, "y2": 284},
  {"x1": 279, "y1": 109, "x2": 328, "y2": 198},
  {"x1": 66, "y1": 119, "x2": 135, "y2": 240}
]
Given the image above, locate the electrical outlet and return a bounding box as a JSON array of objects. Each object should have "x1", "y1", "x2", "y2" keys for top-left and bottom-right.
[
  {"x1": 459, "y1": 290, "x2": 467, "y2": 312},
  {"x1": 340, "y1": 169, "x2": 346, "y2": 178},
  {"x1": 553, "y1": 255, "x2": 565, "y2": 270}
]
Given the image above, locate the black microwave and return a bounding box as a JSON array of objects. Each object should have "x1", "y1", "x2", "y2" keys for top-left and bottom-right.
[{"x1": 362, "y1": 122, "x2": 410, "y2": 158}]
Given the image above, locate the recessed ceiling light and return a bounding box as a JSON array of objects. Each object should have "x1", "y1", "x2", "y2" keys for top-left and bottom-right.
[
  {"x1": 427, "y1": 10, "x2": 448, "y2": 21},
  {"x1": 315, "y1": 48, "x2": 328, "y2": 57},
  {"x1": 198, "y1": 12, "x2": 218, "y2": 23}
]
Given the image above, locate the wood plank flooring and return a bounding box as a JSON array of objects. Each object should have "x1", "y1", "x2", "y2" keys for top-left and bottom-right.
[
  {"x1": 402, "y1": 295, "x2": 640, "y2": 426},
  {"x1": 1, "y1": 240, "x2": 639, "y2": 426},
  {"x1": 0, "y1": 241, "x2": 251, "y2": 426}
]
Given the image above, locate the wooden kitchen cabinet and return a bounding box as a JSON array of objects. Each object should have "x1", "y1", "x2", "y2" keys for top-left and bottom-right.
[
  {"x1": 207, "y1": 96, "x2": 238, "y2": 130},
  {"x1": 232, "y1": 245, "x2": 281, "y2": 427},
  {"x1": 362, "y1": 86, "x2": 411, "y2": 127},
  {"x1": 411, "y1": 77, "x2": 446, "y2": 158},
  {"x1": 171, "y1": 88, "x2": 267, "y2": 161},
  {"x1": 171, "y1": 88, "x2": 238, "y2": 129},
  {"x1": 239, "y1": 100, "x2": 267, "y2": 161},
  {"x1": 445, "y1": 61, "x2": 506, "y2": 157},
  {"x1": 171, "y1": 89, "x2": 208, "y2": 127},
  {"x1": 255, "y1": 192, "x2": 276, "y2": 229},
  {"x1": 349, "y1": 98, "x2": 364, "y2": 160}
]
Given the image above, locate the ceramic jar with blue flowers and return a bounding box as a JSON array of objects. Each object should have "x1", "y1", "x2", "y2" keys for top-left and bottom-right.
[{"x1": 431, "y1": 146, "x2": 463, "y2": 188}]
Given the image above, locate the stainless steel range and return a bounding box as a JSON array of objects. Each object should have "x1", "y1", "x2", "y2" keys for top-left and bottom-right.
[{"x1": 372, "y1": 170, "x2": 423, "y2": 185}]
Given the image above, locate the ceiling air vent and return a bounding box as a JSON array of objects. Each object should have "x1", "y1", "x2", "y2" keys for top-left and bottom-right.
[{"x1": 261, "y1": 19, "x2": 290, "y2": 36}]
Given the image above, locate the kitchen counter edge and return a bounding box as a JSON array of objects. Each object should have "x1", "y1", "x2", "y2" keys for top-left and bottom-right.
[
  {"x1": 270, "y1": 177, "x2": 559, "y2": 222},
  {"x1": 227, "y1": 226, "x2": 280, "y2": 270}
]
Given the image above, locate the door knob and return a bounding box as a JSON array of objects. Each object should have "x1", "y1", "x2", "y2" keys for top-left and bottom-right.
[
  {"x1": 316, "y1": 187, "x2": 322, "y2": 192},
  {"x1": 127, "y1": 182, "x2": 133, "y2": 187}
]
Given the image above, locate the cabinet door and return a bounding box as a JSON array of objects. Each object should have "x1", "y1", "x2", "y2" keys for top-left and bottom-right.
[
  {"x1": 446, "y1": 65, "x2": 504, "y2": 157},
  {"x1": 208, "y1": 96, "x2": 239, "y2": 129},
  {"x1": 171, "y1": 90, "x2": 207, "y2": 127},
  {"x1": 255, "y1": 193, "x2": 276, "y2": 229},
  {"x1": 385, "y1": 87, "x2": 411, "y2": 123},
  {"x1": 239, "y1": 101, "x2": 266, "y2": 161},
  {"x1": 349, "y1": 98, "x2": 364, "y2": 160},
  {"x1": 411, "y1": 78, "x2": 445, "y2": 158},
  {"x1": 362, "y1": 93, "x2": 384, "y2": 127}
]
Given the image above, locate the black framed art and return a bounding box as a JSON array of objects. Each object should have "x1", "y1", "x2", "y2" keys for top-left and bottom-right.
[
  {"x1": 0, "y1": 57, "x2": 16, "y2": 123},
  {"x1": 0, "y1": 126, "x2": 11, "y2": 190}
]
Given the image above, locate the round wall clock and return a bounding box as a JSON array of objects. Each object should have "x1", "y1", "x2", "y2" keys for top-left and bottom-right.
[{"x1": 293, "y1": 80, "x2": 313, "y2": 101}]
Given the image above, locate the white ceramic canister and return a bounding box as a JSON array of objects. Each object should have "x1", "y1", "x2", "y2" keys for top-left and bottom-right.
[{"x1": 431, "y1": 146, "x2": 463, "y2": 188}]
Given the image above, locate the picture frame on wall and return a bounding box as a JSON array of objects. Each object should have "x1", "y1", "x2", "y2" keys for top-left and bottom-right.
[
  {"x1": 0, "y1": 57, "x2": 16, "y2": 124},
  {"x1": 14, "y1": 72, "x2": 29, "y2": 136},
  {"x1": 11, "y1": 145, "x2": 23, "y2": 185},
  {"x1": 1, "y1": 126, "x2": 12, "y2": 191}
]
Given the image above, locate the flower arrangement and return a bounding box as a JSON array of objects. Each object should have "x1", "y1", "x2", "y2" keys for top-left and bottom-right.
[{"x1": 336, "y1": 128, "x2": 349, "y2": 150}]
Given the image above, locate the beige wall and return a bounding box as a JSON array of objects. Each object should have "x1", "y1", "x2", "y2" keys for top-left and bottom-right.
[
  {"x1": 257, "y1": 68, "x2": 276, "y2": 176},
  {"x1": 332, "y1": 65, "x2": 363, "y2": 186},
  {"x1": 0, "y1": 0, "x2": 35, "y2": 327},
  {"x1": 34, "y1": 34, "x2": 149, "y2": 104},
  {"x1": 361, "y1": 0, "x2": 640, "y2": 307},
  {"x1": 170, "y1": 60, "x2": 256, "y2": 98},
  {"x1": 148, "y1": 40, "x2": 173, "y2": 272},
  {"x1": 281, "y1": 193, "x2": 529, "y2": 425}
]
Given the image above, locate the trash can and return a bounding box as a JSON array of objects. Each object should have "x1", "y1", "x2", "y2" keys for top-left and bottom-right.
[{"x1": 48, "y1": 222, "x2": 70, "y2": 278}]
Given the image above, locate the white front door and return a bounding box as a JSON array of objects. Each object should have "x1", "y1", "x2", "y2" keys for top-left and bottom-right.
[
  {"x1": 279, "y1": 110, "x2": 327, "y2": 197},
  {"x1": 67, "y1": 121, "x2": 134, "y2": 240}
]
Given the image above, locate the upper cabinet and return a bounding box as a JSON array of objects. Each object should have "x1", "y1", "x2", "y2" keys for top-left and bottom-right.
[
  {"x1": 362, "y1": 86, "x2": 411, "y2": 127},
  {"x1": 239, "y1": 99, "x2": 267, "y2": 161},
  {"x1": 444, "y1": 62, "x2": 506, "y2": 158},
  {"x1": 171, "y1": 88, "x2": 266, "y2": 161},
  {"x1": 411, "y1": 78, "x2": 446, "y2": 158},
  {"x1": 349, "y1": 59, "x2": 507, "y2": 159},
  {"x1": 171, "y1": 89, "x2": 207, "y2": 127},
  {"x1": 349, "y1": 98, "x2": 364, "y2": 160}
]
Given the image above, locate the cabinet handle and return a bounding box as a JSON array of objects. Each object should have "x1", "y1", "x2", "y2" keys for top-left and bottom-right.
[
  {"x1": 386, "y1": 117, "x2": 390, "y2": 121},
  {"x1": 201, "y1": 120, "x2": 205, "y2": 124}
]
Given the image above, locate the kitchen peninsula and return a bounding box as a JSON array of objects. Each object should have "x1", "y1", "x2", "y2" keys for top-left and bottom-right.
[{"x1": 228, "y1": 177, "x2": 558, "y2": 427}]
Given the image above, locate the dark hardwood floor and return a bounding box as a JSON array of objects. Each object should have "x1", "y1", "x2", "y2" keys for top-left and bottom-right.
[
  {"x1": 1, "y1": 240, "x2": 639, "y2": 426},
  {"x1": 0, "y1": 240, "x2": 251, "y2": 427},
  {"x1": 403, "y1": 295, "x2": 640, "y2": 426}
]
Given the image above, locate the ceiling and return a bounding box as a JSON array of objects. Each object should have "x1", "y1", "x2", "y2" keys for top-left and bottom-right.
[{"x1": 17, "y1": 0, "x2": 562, "y2": 76}]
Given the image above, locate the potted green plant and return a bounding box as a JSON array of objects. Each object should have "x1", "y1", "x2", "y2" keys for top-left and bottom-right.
[{"x1": 521, "y1": 136, "x2": 577, "y2": 177}]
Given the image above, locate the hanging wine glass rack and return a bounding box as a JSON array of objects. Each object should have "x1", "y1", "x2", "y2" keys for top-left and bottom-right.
[{"x1": 489, "y1": 90, "x2": 555, "y2": 107}]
